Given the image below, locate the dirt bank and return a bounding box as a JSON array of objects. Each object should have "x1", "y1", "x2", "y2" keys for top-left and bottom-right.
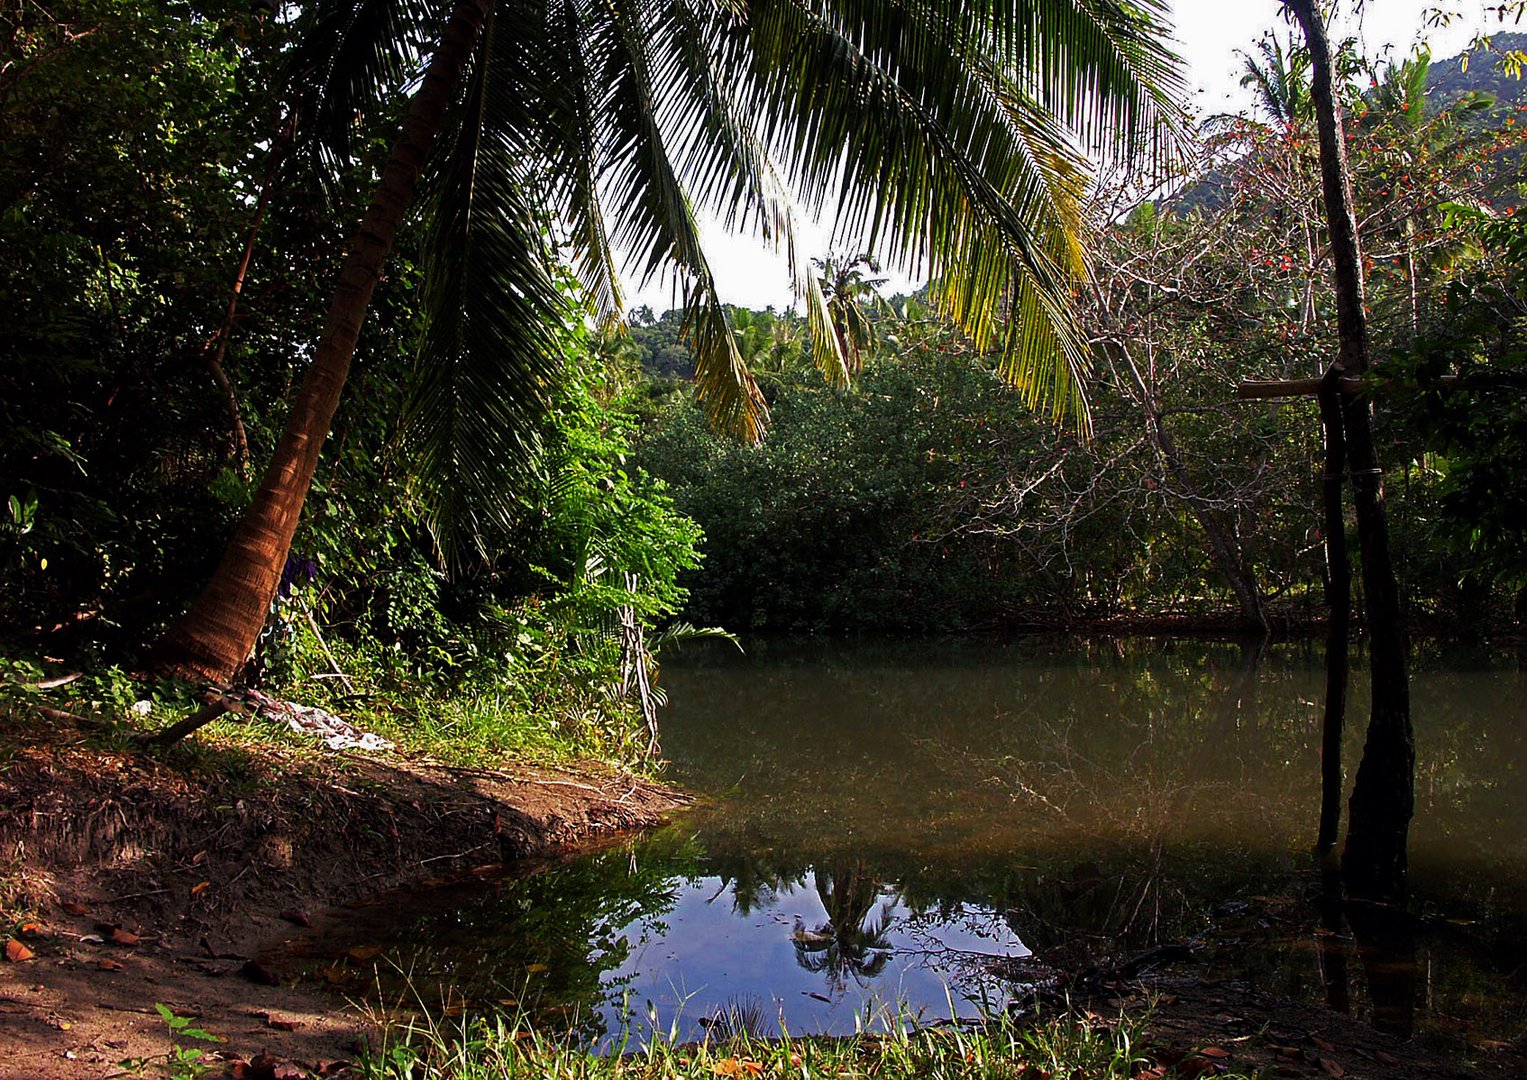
[{"x1": 0, "y1": 714, "x2": 688, "y2": 1078}]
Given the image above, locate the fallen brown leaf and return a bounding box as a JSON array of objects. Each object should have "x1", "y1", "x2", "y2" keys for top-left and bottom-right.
[
  {"x1": 1318, "y1": 1056, "x2": 1345, "y2": 1078},
  {"x1": 96, "y1": 958, "x2": 124, "y2": 971},
  {"x1": 59, "y1": 901, "x2": 88, "y2": 916},
  {"x1": 1312, "y1": 1037, "x2": 1336, "y2": 1053},
  {"x1": 265, "y1": 1015, "x2": 304, "y2": 1031},
  {"x1": 1374, "y1": 1050, "x2": 1401, "y2": 1066},
  {"x1": 4, "y1": 939, "x2": 34, "y2": 963},
  {"x1": 190, "y1": 881, "x2": 212, "y2": 895},
  {"x1": 1200, "y1": 1047, "x2": 1231, "y2": 1059},
  {"x1": 108, "y1": 927, "x2": 140, "y2": 946},
  {"x1": 278, "y1": 909, "x2": 311, "y2": 927},
  {"x1": 346, "y1": 944, "x2": 382, "y2": 962}
]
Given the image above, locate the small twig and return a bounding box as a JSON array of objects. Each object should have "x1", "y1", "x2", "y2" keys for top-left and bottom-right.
[
  {"x1": 32, "y1": 704, "x2": 108, "y2": 731},
  {"x1": 301, "y1": 599, "x2": 356, "y2": 694},
  {"x1": 531, "y1": 778, "x2": 607, "y2": 794},
  {"x1": 419, "y1": 842, "x2": 493, "y2": 865},
  {"x1": 111, "y1": 886, "x2": 171, "y2": 903}
]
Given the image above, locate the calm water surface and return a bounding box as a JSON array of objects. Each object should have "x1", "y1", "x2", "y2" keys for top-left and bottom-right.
[{"x1": 283, "y1": 638, "x2": 1527, "y2": 1053}]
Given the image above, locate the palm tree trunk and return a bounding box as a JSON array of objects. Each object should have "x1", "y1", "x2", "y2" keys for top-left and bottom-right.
[
  {"x1": 152, "y1": 0, "x2": 492, "y2": 683},
  {"x1": 1287, "y1": 0, "x2": 1415, "y2": 905}
]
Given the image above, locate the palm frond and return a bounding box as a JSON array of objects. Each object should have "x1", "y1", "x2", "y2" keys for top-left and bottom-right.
[
  {"x1": 395, "y1": 11, "x2": 569, "y2": 561},
  {"x1": 595, "y1": 0, "x2": 769, "y2": 439},
  {"x1": 705, "y1": 0, "x2": 1184, "y2": 428},
  {"x1": 287, "y1": 0, "x2": 448, "y2": 189}
]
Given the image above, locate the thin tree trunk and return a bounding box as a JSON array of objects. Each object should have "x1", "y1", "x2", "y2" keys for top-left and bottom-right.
[
  {"x1": 1316, "y1": 367, "x2": 1349, "y2": 859},
  {"x1": 197, "y1": 116, "x2": 292, "y2": 474},
  {"x1": 151, "y1": 0, "x2": 492, "y2": 683},
  {"x1": 1148, "y1": 407, "x2": 1268, "y2": 630},
  {"x1": 1287, "y1": 0, "x2": 1415, "y2": 905}
]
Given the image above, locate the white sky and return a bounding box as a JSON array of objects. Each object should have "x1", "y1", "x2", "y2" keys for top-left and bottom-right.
[{"x1": 628, "y1": 1, "x2": 1512, "y2": 312}]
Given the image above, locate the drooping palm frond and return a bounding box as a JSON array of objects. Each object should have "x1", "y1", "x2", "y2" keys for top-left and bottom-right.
[
  {"x1": 394, "y1": 9, "x2": 569, "y2": 559},
  {"x1": 727, "y1": 0, "x2": 1182, "y2": 427},
  {"x1": 297, "y1": 0, "x2": 1186, "y2": 554},
  {"x1": 287, "y1": 0, "x2": 451, "y2": 192}
]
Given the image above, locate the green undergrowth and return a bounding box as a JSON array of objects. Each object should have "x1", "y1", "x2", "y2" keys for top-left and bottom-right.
[
  {"x1": 356, "y1": 1009, "x2": 1257, "y2": 1080},
  {"x1": 0, "y1": 651, "x2": 662, "y2": 776}
]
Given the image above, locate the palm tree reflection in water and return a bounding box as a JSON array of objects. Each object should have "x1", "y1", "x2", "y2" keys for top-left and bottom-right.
[{"x1": 791, "y1": 862, "x2": 898, "y2": 990}]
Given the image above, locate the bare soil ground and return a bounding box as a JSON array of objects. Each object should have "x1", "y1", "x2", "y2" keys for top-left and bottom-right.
[{"x1": 0, "y1": 715, "x2": 687, "y2": 1078}]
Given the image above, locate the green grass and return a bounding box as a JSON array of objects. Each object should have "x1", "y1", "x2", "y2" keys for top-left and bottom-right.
[
  {"x1": 0, "y1": 648, "x2": 657, "y2": 776},
  {"x1": 356, "y1": 1009, "x2": 1259, "y2": 1080}
]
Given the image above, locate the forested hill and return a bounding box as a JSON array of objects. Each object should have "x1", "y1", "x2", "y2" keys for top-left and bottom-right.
[{"x1": 1427, "y1": 31, "x2": 1527, "y2": 108}]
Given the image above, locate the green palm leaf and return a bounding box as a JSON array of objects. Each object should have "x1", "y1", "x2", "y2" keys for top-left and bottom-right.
[{"x1": 396, "y1": 8, "x2": 569, "y2": 559}]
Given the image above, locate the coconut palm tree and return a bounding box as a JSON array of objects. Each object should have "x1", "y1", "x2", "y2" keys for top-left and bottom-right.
[
  {"x1": 814, "y1": 253, "x2": 889, "y2": 379},
  {"x1": 1239, "y1": 30, "x2": 1313, "y2": 132},
  {"x1": 153, "y1": 0, "x2": 1185, "y2": 682}
]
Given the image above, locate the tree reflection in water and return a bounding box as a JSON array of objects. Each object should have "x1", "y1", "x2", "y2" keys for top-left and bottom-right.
[{"x1": 790, "y1": 861, "x2": 897, "y2": 989}]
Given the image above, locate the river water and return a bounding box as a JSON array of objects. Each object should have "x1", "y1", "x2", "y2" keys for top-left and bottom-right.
[{"x1": 285, "y1": 637, "x2": 1527, "y2": 1055}]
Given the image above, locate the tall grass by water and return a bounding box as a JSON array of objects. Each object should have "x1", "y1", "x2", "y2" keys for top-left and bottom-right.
[{"x1": 355, "y1": 1007, "x2": 1254, "y2": 1080}]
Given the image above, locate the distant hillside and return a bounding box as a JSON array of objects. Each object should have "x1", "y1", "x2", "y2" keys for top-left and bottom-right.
[
  {"x1": 1426, "y1": 31, "x2": 1527, "y2": 109},
  {"x1": 1170, "y1": 33, "x2": 1527, "y2": 213}
]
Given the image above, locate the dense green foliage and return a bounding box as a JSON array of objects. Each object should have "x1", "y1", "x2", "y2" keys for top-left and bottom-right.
[
  {"x1": 634, "y1": 34, "x2": 1527, "y2": 634},
  {"x1": 0, "y1": 0, "x2": 702, "y2": 762}
]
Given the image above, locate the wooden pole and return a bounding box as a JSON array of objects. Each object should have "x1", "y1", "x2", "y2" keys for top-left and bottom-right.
[{"x1": 1316, "y1": 368, "x2": 1350, "y2": 860}]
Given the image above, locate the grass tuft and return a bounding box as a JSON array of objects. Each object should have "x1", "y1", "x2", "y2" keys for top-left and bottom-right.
[{"x1": 354, "y1": 1005, "x2": 1258, "y2": 1080}]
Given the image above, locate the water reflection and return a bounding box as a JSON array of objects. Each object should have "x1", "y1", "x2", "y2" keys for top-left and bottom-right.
[{"x1": 273, "y1": 637, "x2": 1527, "y2": 1055}]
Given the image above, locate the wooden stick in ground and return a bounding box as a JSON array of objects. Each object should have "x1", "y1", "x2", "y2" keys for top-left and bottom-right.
[{"x1": 139, "y1": 700, "x2": 231, "y2": 748}]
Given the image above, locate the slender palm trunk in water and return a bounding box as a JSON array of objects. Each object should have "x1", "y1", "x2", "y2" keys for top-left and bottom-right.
[{"x1": 1286, "y1": 0, "x2": 1414, "y2": 905}]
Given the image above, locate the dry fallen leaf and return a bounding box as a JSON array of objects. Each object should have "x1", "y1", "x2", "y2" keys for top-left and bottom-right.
[
  {"x1": 19, "y1": 922, "x2": 43, "y2": 936},
  {"x1": 1312, "y1": 1037, "x2": 1336, "y2": 1053},
  {"x1": 109, "y1": 927, "x2": 140, "y2": 947},
  {"x1": 1200, "y1": 1046, "x2": 1231, "y2": 1059},
  {"x1": 5, "y1": 939, "x2": 34, "y2": 963},
  {"x1": 191, "y1": 881, "x2": 212, "y2": 896},
  {"x1": 59, "y1": 901, "x2": 88, "y2": 916},
  {"x1": 1318, "y1": 1057, "x2": 1345, "y2": 1078},
  {"x1": 278, "y1": 909, "x2": 311, "y2": 928},
  {"x1": 265, "y1": 1015, "x2": 304, "y2": 1031},
  {"x1": 96, "y1": 958, "x2": 125, "y2": 971},
  {"x1": 346, "y1": 945, "x2": 382, "y2": 962},
  {"x1": 1374, "y1": 1051, "x2": 1401, "y2": 1066}
]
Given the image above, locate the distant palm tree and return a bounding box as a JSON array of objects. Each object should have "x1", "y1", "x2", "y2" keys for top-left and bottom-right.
[
  {"x1": 814, "y1": 253, "x2": 888, "y2": 379},
  {"x1": 1239, "y1": 31, "x2": 1313, "y2": 131},
  {"x1": 154, "y1": 0, "x2": 1184, "y2": 682}
]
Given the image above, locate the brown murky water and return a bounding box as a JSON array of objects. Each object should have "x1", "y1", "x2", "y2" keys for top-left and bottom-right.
[{"x1": 289, "y1": 637, "x2": 1527, "y2": 1055}]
